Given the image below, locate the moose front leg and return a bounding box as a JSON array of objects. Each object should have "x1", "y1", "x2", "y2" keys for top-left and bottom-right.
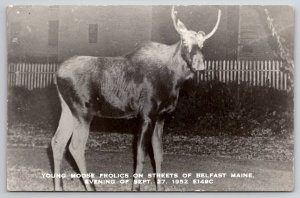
[
  {"x1": 132, "y1": 118, "x2": 152, "y2": 191},
  {"x1": 151, "y1": 118, "x2": 165, "y2": 191}
]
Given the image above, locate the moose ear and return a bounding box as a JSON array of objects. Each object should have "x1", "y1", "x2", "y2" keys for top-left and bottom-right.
[{"x1": 198, "y1": 31, "x2": 205, "y2": 36}]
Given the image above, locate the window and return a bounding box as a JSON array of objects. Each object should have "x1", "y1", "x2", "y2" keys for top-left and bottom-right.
[
  {"x1": 10, "y1": 22, "x2": 21, "y2": 43},
  {"x1": 242, "y1": 45, "x2": 253, "y2": 53},
  {"x1": 88, "y1": 24, "x2": 98, "y2": 43},
  {"x1": 48, "y1": 20, "x2": 59, "y2": 46}
]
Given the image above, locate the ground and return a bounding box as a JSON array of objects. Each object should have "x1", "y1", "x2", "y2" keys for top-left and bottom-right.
[
  {"x1": 7, "y1": 147, "x2": 293, "y2": 191},
  {"x1": 6, "y1": 124, "x2": 294, "y2": 192}
]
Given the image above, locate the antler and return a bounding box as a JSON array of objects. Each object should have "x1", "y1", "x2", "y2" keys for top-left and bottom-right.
[
  {"x1": 171, "y1": 6, "x2": 180, "y2": 33},
  {"x1": 171, "y1": 5, "x2": 188, "y2": 35},
  {"x1": 204, "y1": 9, "x2": 222, "y2": 40}
]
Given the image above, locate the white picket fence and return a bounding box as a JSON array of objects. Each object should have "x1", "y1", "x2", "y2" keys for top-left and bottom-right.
[
  {"x1": 195, "y1": 60, "x2": 288, "y2": 90},
  {"x1": 8, "y1": 63, "x2": 59, "y2": 90},
  {"x1": 8, "y1": 60, "x2": 289, "y2": 90}
]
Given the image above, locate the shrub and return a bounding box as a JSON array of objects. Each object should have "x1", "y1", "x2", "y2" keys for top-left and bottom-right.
[{"x1": 168, "y1": 81, "x2": 293, "y2": 136}]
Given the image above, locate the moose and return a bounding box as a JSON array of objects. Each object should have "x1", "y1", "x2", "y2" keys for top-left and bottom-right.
[{"x1": 51, "y1": 6, "x2": 221, "y2": 191}]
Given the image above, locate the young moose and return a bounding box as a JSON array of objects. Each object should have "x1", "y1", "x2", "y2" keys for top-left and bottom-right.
[{"x1": 52, "y1": 6, "x2": 221, "y2": 191}]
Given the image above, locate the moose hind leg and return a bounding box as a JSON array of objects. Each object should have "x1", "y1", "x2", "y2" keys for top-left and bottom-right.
[
  {"x1": 132, "y1": 118, "x2": 152, "y2": 191},
  {"x1": 68, "y1": 117, "x2": 95, "y2": 191},
  {"x1": 151, "y1": 119, "x2": 165, "y2": 191},
  {"x1": 51, "y1": 98, "x2": 74, "y2": 191}
]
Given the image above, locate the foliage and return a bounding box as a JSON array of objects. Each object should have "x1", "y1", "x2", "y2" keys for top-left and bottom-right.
[
  {"x1": 168, "y1": 80, "x2": 293, "y2": 137},
  {"x1": 7, "y1": 85, "x2": 61, "y2": 129},
  {"x1": 264, "y1": 8, "x2": 294, "y2": 93}
]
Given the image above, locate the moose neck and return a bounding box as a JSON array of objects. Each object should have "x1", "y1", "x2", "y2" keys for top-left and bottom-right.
[{"x1": 169, "y1": 41, "x2": 194, "y2": 86}]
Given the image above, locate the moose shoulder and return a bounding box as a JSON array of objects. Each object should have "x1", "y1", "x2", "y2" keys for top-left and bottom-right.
[{"x1": 52, "y1": 6, "x2": 221, "y2": 192}]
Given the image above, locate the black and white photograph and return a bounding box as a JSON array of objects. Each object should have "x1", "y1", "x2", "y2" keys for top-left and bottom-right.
[{"x1": 6, "y1": 5, "x2": 294, "y2": 191}]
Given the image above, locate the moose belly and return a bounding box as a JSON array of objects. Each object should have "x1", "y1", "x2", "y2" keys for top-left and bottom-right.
[
  {"x1": 96, "y1": 111, "x2": 137, "y2": 119},
  {"x1": 91, "y1": 97, "x2": 138, "y2": 119}
]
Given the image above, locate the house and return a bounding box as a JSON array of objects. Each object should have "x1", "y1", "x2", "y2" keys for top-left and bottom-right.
[{"x1": 7, "y1": 5, "x2": 294, "y2": 63}]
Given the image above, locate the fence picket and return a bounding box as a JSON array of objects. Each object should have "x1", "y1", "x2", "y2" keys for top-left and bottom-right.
[
  {"x1": 27, "y1": 64, "x2": 30, "y2": 89},
  {"x1": 241, "y1": 60, "x2": 244, "y2": 83},
  {"x1": 269, "y1": 60, "x2": 272, "y2": 88},
  {"x1": 222, "y1": 60, "x2": 225, "y2": 82},
  {"x1": 223, "y1": 60, "x2": 226, "y2": 83},
  {"x1": 26, "y1": 64, "x2": 29, "y2": 89},
  {"x1": 31, "y1": 64, "x2": 34, "y2": 90},
  {"x1": 227, "y1": 60, "x2": 229, "y2": 82},
  {"x1": 29, "y1": 63, "x2": 31, "y2": 89},
  {"x1": 10, "y1": 64, "x2": 13, "y2": 87},
  {"x1": 27, "y1": 63, "x2": 30, "y2": 89},
  {"x1": 253, "y1": 61, "x2": 256, "y2": 86},
  {"x1": 212, "y1": 60, "x2": 215, "y2": 81},
  {"x1": 207, "y1": 60, "x2": 211, "y2": 81},
  {"x1": 37, "y1": 64, "x2": 40, "y2": 88},
  {"x1": 14, "y1": 64, "x2": 17, "y2": 86},
  {"x1": 256, "y1": 61, "x2": 260, "y2": 86},
  {"x1": 42, "y1": 63, "x2": 45, "y2": 87},
  {"x1": 8, "y1": 64, "x2": 10, "y2": 86},
  {"x1": 271, "y1": 60, "x2": 275, "y2": 88},
  {"x1": 12, "y1": 63, "x2": 15, "y2": 86},
  {"x1": 34, "y1": 64, "x2": 37, "y2": 89},
  {"x1": 45, "y1": 63, "x2": 48, "y2": 87},
  {"x1": 33, "y1": 64, "x2": 37, "y2": 89},
  {"x1": 275, "y1": 61, "x2": 279, "y2": 89},
  {"x1": 219, "y1": 60, "x2": 222, "y2": 82},
  {"x1": 47, "y1": 64, "x2": 50, "y2": 86},
  {"x1": 41, "y1": 64, "x2": 45, "y2": 88},
  {"x1": 50, "y1": 64, "x2": 53, "y2": 84},
  {"x1": 234, "y1": 60, "x2": 238, "y2": 84},
  {"x1": 261, "y1": 61, "x2": 265, "y2": 87},
  {"x1": 20, "y1": 64, "x2": 22, "y2": 87},
  {"x1": 284, "y1": 71, "x2": 287, "y2": 90},
  {"x1": 266, "y1": 60, "x2": 269, "y2": 87},
  {"x1": 247, "y1": 61, "x2": 249, "y2": 85},
  {"x1": 249, "y1": 61, "x2": 253, "y2": 86},
  {"x1": 10, "y1": 64, "x2": 13, "y2": 86}
]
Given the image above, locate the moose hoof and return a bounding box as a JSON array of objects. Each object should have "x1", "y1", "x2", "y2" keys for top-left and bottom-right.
[
  {"x1": 54, "y1": 186, "x2": 63, "y2": 191},
  {"x1": 157, "y1": 184, "x2": 165, "y2": 191},
  {"x1": 132, "y1": 184, "x2": 141, "y2": 191},
  {"x1": 86, "y1": 184, "x2": 96, "y2": 191}
]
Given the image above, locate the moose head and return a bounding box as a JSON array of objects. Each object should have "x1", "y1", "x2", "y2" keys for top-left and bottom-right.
[{"x1": 171, "y1": 6, "x2": 221, "y2": 72}]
